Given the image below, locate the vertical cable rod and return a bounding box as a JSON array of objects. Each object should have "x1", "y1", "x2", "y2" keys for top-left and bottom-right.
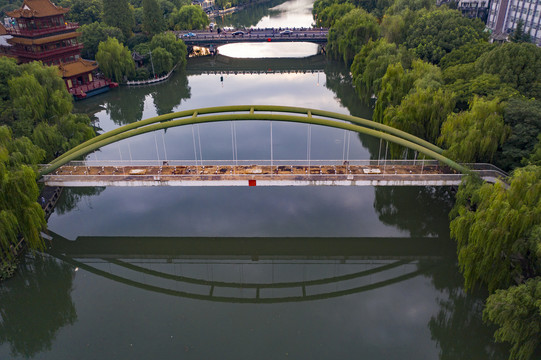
[
  {"x1": 270, "y1": 121, "x2": 273, "y2": 174},
  {"x1": 154, "y1": 132, "x2": 160, "y2": 162},
  {"x1": 162, "y1": 131, "x2": 168, "y2": 162},
  {"x1": 191, "y1": 125, "x2": 198, "y2": 167}
]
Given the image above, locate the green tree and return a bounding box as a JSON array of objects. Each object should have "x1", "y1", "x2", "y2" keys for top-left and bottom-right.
[
  {"x1": 439, "y1": 97, "x2": 510, "y2": 163},
  {"x1": 7, "y1": 63, "x2": 73, "y2": 138},
  {"x1": 474, "y1": 42, "x2": 541, "y2": 99},
  {"x1": 31, "y1": 114, "x2": 95, "y2": 161},
  {"x1": 405, "y1": 8, "x2": 486, "y2": 64},
  {"x1": 484, "y1": 277, "x2": 541, "y2": 360},
  {"x1": 510, "y1": 20, "x2": 532, "y2": 43},
  {"x1": 102, "y1": 0, "x2": 135, "y2": 39},
  {"x1": 498, "y1": 98, "x2": 541, "y2": 170},
  {"x1": 327, "y1": 8, "x2": 380, "y2": 64},
  {"x1": 316, "y1": 2, "x2": 354, "y2": 28},
  {"x1": 143, "y1": 0, "x2": 165, "y2": 36},
  {"x1": 373, "y1": 59, "x2": 443, "y2": 123},
  {"x1": 528, "y1": 135, "x2": 541, "y2": 166},
  {"x1": 158, "y1": 0, "x2": 177, "y2": 16},
  {"x1": 0, "y1": 126, "x2": 46, "y2": 260},
  {"x1": 384, "y1": 0, "x2": 433, "y2": 15},
  {"x1": 96, "y1": 37, "x2": 136, "y2": 82},
  {"x1": 150, "y1": 32, "x2": 187, "y2": 66},
  {"x1": 79, "y1": 22, "x2": 125, "y2": 60},
  {"x1": 150, "y1": 47, "x2": 173, "y2": 75},
  {"x1": 169, "y1": 5, "x2": 209, "y2": 30},
  {"x1": 440, "y1": 42, "x2": 495, "y2": 70},
  {"x1": 450, "y1": 166, "x2": 541, "y2": 293},
  {"x1": 383, "y1": 87, "x2": 455, "y2": 149},
  {"x1": 351, "y1": 39, "x2": 411, "y2": 102},
  {"x1": 62, "y1": 0, "x2": 103, "y2": 25}
]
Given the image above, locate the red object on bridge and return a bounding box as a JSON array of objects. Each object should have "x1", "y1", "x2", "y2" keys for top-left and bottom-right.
[{"x1": 249, "y1": 180, "x2": 257, "y2": 186}]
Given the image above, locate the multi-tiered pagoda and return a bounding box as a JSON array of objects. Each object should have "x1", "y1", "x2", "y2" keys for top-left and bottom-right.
[{"x1": 0, "y1": 0, "x2": 117, "y2": 99}]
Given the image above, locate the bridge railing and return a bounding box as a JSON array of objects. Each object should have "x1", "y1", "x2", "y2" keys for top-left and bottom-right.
[
  {"x1": 57, "y1": 159, "x2": 451, "y2": 168},
  {"x1": 41, "y1": 159, "x2": 508, "y2": 185}
]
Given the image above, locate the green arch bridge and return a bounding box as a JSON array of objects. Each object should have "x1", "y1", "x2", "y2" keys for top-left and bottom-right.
[{"x1": 39, "y1": 105, "x2": 507, "y2": 187}]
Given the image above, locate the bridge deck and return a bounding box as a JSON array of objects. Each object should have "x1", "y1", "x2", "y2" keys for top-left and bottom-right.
[
  {"x1": 41, "y1": 163, "x2": 504, "y2": 187},
  {"x1": 178, "y1": 28, "x2": 328, "y2": 46}
]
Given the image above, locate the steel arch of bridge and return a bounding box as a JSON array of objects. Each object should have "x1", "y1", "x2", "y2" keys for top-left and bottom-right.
[{"x1": 40, "y1": 105, "x2": 469, "y2": 177}]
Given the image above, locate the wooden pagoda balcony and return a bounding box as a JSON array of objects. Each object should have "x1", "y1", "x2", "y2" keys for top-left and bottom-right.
[
  {"x1": 5, "y1": 23, "x2": 79, "y2": 37},
  {"x1": 68, "y1": 79, "x2": 117, "y2": 99},
  {"x1": 10, "y1": 43, "x2": 83, "y2": 60}
]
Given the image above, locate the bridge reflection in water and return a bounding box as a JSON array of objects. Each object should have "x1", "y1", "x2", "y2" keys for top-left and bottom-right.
[{"x1": 48, "y1": 233, "x2": 446, "y2": 303}]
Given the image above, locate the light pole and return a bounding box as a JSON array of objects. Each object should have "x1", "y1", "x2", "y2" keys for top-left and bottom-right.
[{"x1": 148, "y1": 50, "x2": 156, "y2": 78}]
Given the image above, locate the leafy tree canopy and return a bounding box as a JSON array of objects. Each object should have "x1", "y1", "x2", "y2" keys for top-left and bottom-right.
[
  {"x1": 439, "y1": 42, "x2": 495, "y2": 70},
  {"x1": 102, "y1": 0, "x2": 135, "y2": 39},
  {"x1": 169, "y1": 5, "x2": 210, "y2": 30},
  {"x1": 6, "y1": 62, "x2": 73, "y2": 138},
  {"x1": 450, "y1": 166, "x2": 541, "y2": 293},
  {"x1": 0, "y1": 126, "x2": 46, "y2": 259},
  {"x1": 327, "y1": 8, "x2": 380, "y2": 64},
  {"x1": 143, "y1": 0, "x2": 165, "y2": 36},
  {"x1": 384, "y1": 0, "x2": 433, "y2": 15},
  {"x1": 439, "y1": 97, "x2": 510, "y2": 163},
  {"x1": 373, "y1": 59, "x2": 443, "y2": 123},
  {"x1": 484, "y1": 277, "x2": 541, "y2": 360},
  {"x1": 313, "y1": 0, "x2": 347, "y2": 19},
  {"x1": 474, "y1": 42, "x2": 541, "y2": 99},
  {"x1": 96, "y1": 37, "x2": 136, "y2": 83},
  {"x1": 316, "y1": 2, "x2": 355, "y2": 28},
  {"x1": 150, "y1": 47, "x2": 174, "y2": 75},
  {"x1": 383, "y1": 86, "x2": 455, "y2": 149},
  {"x1": 58, "y1": 0, "x2": 103, "y2": 25},
  {"x1": 350, "y1": 0, "x2": 393, "y2": 17},
  {"x1": 498, "y1": 98, "x2": 541, "y2": 171},
  {"x1": 351, "y1": 38, "x2": 412, "y2": 102},
  {"x1": 510, "y1": 20, "x2": 532, "y2": 44},
  {"x1": 79, "y1": 22, "x2": 125, "y2": 60},
  {"x1": 149, "y1": 32, "x2": 187, "y2": 66},
  {"x1": 405, "y1": 8, "x2": 487, "y2": 64}
]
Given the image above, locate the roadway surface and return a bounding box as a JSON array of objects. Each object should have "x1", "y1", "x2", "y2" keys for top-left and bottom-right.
[
  {"x1": 177, "y1": 28, "x2": 329, "y2": 46},
  {"x1": 40, "y1": 162, "x2": 505, "y2": 187}
]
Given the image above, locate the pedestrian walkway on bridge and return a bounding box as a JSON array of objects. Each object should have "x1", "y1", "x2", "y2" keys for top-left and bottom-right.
[{"x1": 41, "y1": 160, "x2": 507, "y2": 187}]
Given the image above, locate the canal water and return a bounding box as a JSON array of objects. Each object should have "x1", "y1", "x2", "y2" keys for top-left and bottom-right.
[{"x1": 0, "y1": 0, "x2": 510, "y2": 359}]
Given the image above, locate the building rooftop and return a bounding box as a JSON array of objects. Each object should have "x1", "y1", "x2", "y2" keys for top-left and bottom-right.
[
  {"x1": 58, "y1": 58, "x2": 98, "y2": 78},
  {"x1": 6, "y1": 0, "x2": 69, "y2": 19}
]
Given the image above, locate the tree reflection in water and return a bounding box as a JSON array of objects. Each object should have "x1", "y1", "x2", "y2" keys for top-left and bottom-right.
[
  {"x1": 0, "y1": 254, "x2": 76, "y2": 358},
  {"x1": 103, "y1": 69, "x2": 191, "y2": 126},
  {"x1": 374, "y1": 186, "x2": 455, "y2": 238},
  {"x1": 54, "y1": 187, "x2": 106, "y2": 215}
]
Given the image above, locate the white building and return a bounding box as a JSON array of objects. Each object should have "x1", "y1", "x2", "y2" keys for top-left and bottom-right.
[
  {"x1": 487, "y1": 0, "x2": 541, "y2": 45},
  {"x1": 458, "y1": 0, "x2": 491, "y2": 21}
]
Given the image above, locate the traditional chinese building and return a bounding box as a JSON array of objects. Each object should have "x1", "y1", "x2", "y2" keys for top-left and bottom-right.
[{"x1": 1, "y1": 0, "x2": 117, "y2": 99}]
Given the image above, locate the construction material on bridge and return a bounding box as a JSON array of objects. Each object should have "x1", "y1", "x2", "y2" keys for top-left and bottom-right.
[{"x1": 41, "y1": 160, "x2": 507, "y2": 187}]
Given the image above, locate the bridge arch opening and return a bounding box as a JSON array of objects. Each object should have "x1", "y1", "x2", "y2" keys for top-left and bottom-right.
[{"x1": 41, "y1": 105, "x2": 470, "y2": 177}]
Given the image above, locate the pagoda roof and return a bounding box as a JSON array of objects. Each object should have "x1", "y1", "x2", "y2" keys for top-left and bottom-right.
[
  {"x1": 57, "y1": 58, "x2": 98, "y2": 78},
  {"x1": 6, "y1": 0, "x2": 69, "y2": 19},
  {"x1": 7, "y1": 31, "x2": 79, "y2": 45}
]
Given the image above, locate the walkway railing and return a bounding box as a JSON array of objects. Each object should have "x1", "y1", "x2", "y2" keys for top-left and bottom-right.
[
  {"x1": 124, "y1": 63, "x2": 179, "y2": 86},
  {"x1": 40, "y1": 160, "x2": 508, "y2": 187}
]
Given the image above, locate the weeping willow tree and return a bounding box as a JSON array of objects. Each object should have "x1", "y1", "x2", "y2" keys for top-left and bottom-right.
[
  {"x1": 451, "y1": 166, "x2": 541, "y2": 359},
  {"x1": 439, "y1": 97, "x2": 511, "y2": 163},
  {"x1": 0, "y1": 126, "x2": 46, "y2": 262},
  {"x1": 450, "y1": 166, "x2": 541, "y2": 292}
]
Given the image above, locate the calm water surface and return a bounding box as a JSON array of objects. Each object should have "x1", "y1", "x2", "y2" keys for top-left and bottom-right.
[{"x1": 0, "y1": 1, "x2": 510, "y2": 359}]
